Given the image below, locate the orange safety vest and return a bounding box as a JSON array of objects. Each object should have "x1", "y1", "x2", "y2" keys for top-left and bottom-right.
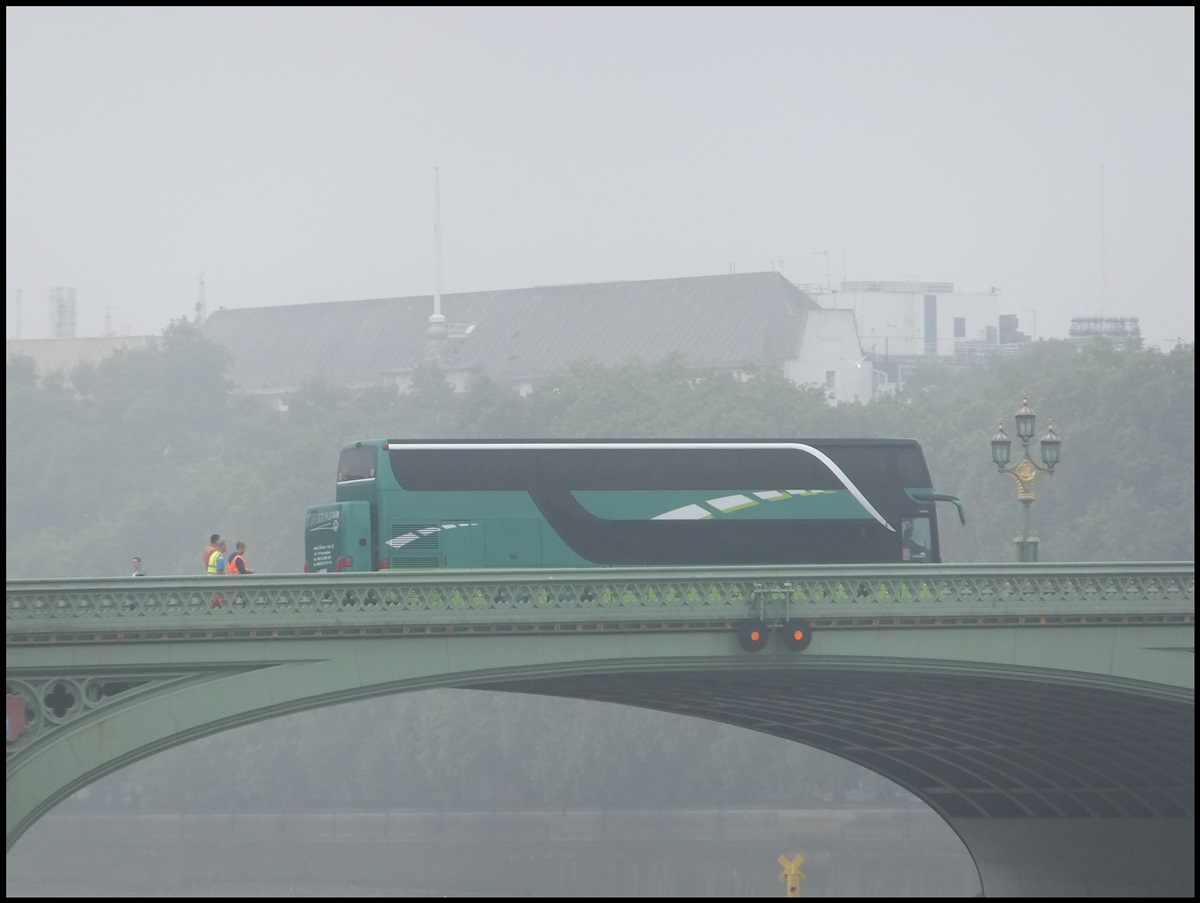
[
  {"x1": 228, "y1": 552, "x2": 245, "y2": 575},
  {"x1": 203, "y1": 543, "x2": 217, "y2": 572}
]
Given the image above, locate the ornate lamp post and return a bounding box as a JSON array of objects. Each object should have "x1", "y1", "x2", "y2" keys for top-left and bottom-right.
[{"x1": 990, "y1": 394, "x2": 1063, "y2": 562}]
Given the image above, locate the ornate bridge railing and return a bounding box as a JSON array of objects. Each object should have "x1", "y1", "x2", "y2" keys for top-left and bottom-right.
[{"x1": 7, "y1": 563, "x2": 1193, "y2": 644}]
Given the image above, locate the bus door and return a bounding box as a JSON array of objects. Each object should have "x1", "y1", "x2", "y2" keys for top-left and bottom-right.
[
  {"x1": 900, "y1": 516, "x2": 933, "y2": 562},
  {"x1": 903, "y1": 491, "x2": 966, "y2": 563}
]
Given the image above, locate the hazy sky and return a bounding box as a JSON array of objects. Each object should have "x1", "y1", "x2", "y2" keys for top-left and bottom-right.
[{"x1": 6, "y1": 7, "x2": 1195, "y2": 347}]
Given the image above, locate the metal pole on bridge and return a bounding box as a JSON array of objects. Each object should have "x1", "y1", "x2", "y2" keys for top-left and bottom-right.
[{"x1": 990, "y1": 394, "x2": 1063, "y2": 562}]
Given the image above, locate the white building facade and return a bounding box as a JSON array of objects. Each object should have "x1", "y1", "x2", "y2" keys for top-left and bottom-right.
[{"x1": 797, "y1": 279, "x2": 1027, "y2": 395}]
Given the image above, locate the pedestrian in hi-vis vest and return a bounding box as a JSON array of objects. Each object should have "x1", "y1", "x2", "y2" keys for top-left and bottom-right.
[
  {"x1": 207, "y1": 539, "x2": 227, "y2": 575},
  {"x1": 227, "y1": 541, "x2": 254, "y2": 575},
  {"x1": 203, "y1": 533, "x2": 221, "y2": 573},
  {"x1": 207, "y1": 538, "x2": 227, "y2": 609}
]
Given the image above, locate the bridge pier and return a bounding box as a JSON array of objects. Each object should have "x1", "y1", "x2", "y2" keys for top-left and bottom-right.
[{"x1": 954, "y1": 816, "x2": 1194, "y2": 897}]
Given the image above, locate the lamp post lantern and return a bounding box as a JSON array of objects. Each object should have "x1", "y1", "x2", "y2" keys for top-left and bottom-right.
[{"x1": 989, "y1": 394, "x2": 1062, "y2": 562}]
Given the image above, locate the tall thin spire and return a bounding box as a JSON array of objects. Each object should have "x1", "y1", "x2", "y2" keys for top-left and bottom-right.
[
  {"x1": 1099, "y1": 164, "x2": 1107, "y2": 317},
  {"x1": 426, "y1": 166, "x2": 448, "y2": 358}
]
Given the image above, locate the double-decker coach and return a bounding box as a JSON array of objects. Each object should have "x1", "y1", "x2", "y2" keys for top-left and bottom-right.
[{"x1": 304, "y1": 439, "x2": 965, "y2": 572}]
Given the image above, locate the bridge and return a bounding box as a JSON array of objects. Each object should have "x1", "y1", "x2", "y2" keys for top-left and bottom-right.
[{"x1": 6, "y1": 562, "x2": 1194, "y2": 897}]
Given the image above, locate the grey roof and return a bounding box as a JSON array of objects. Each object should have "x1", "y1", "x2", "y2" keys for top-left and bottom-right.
[
  {"x1": 199, "y1": 272, "x2": 820, "y2": 394},
  {"x1": 6, "y1": 335, "x2": 155, "y2": 381}
]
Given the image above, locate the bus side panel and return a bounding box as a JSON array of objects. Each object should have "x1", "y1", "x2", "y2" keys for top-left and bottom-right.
[
  {"x1": 379, "y1": 488, "x2": 569, "y2": 570},
  {"x1": 484, "y1": 518, "x2": 543, "y2": 567},
  {"x1": 432, "y1": 519, "x2": 470, "y2": 568},
  {"x1": 540, "y1": 518, "x2": 901, "y2": 566},
  {"x1": 305, "y1": 501, "x2": 372, "y2": 572}
]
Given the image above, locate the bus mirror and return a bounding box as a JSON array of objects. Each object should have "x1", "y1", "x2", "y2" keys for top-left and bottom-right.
[{"x1": 909, "y1": 492, "x2": 966, "y2": 526}]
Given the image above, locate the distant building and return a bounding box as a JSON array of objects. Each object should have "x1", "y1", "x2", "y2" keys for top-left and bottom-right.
[
  {"x1": 1066, "y1": 316, "x2": 1142, "y2": 351},
  {"x1": 799, "y1": 280, "x2": 1025, "y2": 392},
  {"x1": 6, "y1": 334, "x2": 153, "y2": 385},
  {"x1": 197, "y1": 272, "x2": 878, "y2": 404},
  {"x1": 9, "y1": 272, "x2": 1039, "y2": 406},
  {"x1": 49, "y1": 287, "x2": 77, "y2": 338}
]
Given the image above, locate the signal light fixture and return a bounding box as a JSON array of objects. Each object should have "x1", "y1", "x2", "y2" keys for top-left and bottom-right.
[
  {"x1": 780, "y1": 619, "x2": 813, "y2": 652},
  {"x1": 738, "y1": 619, "x2": 769, "y2": 652}
]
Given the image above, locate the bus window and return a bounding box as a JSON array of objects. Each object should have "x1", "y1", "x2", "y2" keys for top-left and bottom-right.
[
  {"x1": 338, "y1": 445, "x2": 377, "y2": 483},
  {"x1": 901, "y1": 517, "x2": 932, "y2": 562}
]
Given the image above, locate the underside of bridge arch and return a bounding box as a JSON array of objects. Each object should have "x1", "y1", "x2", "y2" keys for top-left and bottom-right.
[
  {"x1": 478, "y1": 667, "x2": 1195, "y2": 897},
  {"x1": 7, "y1": 653, "x2": 1193, "y2": 896}
]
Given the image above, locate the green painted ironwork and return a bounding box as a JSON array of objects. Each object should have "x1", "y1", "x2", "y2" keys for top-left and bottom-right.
[
  {"x1": 7, "y1": 563, "x2": 1194, "y2": 636},
  {"x1": 6, "y1": 562, "x2": 1194, "y2": 865}
]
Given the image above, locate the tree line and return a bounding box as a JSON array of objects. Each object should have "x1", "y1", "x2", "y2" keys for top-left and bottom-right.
[{"x1": 6, "y1": 320, "x2": 1194, "y2": 577}]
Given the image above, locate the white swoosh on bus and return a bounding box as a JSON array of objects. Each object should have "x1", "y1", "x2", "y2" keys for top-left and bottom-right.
[{"x1": 386, "y1": 522, "x2": 477, "y2": 548}]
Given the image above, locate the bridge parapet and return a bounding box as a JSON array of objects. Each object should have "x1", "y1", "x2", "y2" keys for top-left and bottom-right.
[{"x1": 7, "y1": 563, "x2": 1193, "y2": 641}]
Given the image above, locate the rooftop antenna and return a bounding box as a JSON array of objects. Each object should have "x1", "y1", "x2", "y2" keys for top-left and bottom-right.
[
  {"x1": 813, "y1": 251, "x2": 831, "y2": 293},
  {"x1": 1099, "y1": 164, "x2": 1107, "y2": 317},
  {"x1": 195, "y1": 273, "x2": 206, "y2": 323},
  {"x1": 426, "y1": 166, "x2": 448, "y2": 357},
  {"x1": 104, "y1": 306, "x2": 114, "y2": 336}
]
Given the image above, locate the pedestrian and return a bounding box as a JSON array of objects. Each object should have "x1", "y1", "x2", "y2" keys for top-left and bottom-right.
[
  {"x1": 227, "y1": 541, "x2": 254, "y2": 575},
  {"x1": 203, "y1": 533, "x2": 221, "y2": 573},
  {"x1": 206, "y1": 539, "x2": 228, "y2": 575},
  {"x1": 131, "y1": 556, "x2": 144, "y2": 576}
]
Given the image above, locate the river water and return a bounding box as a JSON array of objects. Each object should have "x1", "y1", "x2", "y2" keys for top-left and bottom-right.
[{"x1": 6, "y1": 807, "x2": 980, "y2": 897}]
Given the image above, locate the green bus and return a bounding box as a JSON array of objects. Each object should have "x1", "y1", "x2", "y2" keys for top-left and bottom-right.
[{"x1": 303, "y1": 439, "x2": 964, "y2": 572}]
